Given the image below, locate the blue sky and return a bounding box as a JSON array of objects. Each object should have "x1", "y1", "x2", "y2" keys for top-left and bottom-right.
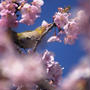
[{"x1": 17, "y1": 0, "x2": 86, "y2": 77}]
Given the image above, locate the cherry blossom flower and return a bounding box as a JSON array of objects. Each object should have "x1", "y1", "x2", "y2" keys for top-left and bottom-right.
[
  {"x1": 53, "y1": 12, "x2": 70, "y2": 28},
  {"x1": 0, "y1": 1, "x2": 18, "y2": 28},
  {"x1": 0, "y1": 1, "x2": 17, "y2": 15},
  {"x1": 42, "y1": 50, "x2": 54, "y2": 68},
  {"x1": 47, "y1": 36, "x2": 62, "y2": 43},
  {"x1": 42, "y1": 50, "x2": 62, "y2": 86},
  {"x1": 0, "y1": 13, "x2": 18, "y2": 28},
  {"x1": 47, "y1": 62, "x2": 62, "y2": 86},
  {"x1": 52, "y1": 8, "x2": 88, "y2": 45},
  {"x1": 19, "y1": 4, "x2": 40, "y2": 25},
  {"x1": 19, "y1": 3, "x2": 35, "y2": 25},
  {"x1": 20, "y1": 0, "x2": 44, "y2": 25},
  {"x1": 0, "y1": 0, "x2": 44, "y2": 27},
  {"x1": 33, "y1": 0, "x2": 44, "y2": 7},
  {"x1": 64, "y1": 20, "x2": 79, "y2": 36},
  {"x1": 64, "y1": 35, "x2": 77, "y2": 45}
]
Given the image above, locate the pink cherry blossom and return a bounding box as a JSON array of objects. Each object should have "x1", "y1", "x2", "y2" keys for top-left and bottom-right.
[
  {"x1": 64, "y1": 20, "x2": 80, "y2": 36},
  {"x1": 0, "y1": 2, "x2": 17, "y2": 15},
  {"x1": 0, "y1": 13, "x2": 18, "y2": 28},
  {"x1": 53, "y1": 12, "x2": 70, "y2": 28},
  {"x1": 52, "y1": 8, "x2": 87, "y2": 45},
  {"x1": 47, "y1": 62, "x2": 62, "y2": 85},
  {"x1": 42, "y1": 50, "x2": 62, "y2": 86},
  {"x1": 42, "y1": 50, "x2": 54, "y2": 69},
  {"x1": 64, "y1": 35, "x2": 77, "y2": 45},
  {"x1": 33, "y1": 0, "x2": 44, "y2": 7},
  {"x1": 0, "y1": 2, "x2": 18, "y2": 28},
  {"x1": 19, "y1": 2, "x2": 43, "y2": 25},
  {"x1": 47, "y1": 36, "x2": 62, "y2": 43}
]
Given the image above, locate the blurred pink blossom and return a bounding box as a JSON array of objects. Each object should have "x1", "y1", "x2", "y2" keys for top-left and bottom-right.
[
  {"x1": 0, "y1": 29, "x2": 15, "y2": 57},
  {"x1": 0, "y1": 80, "x2": 11, "y2": 90},
  {"x1": 60, "y1": 56, "x2": 90, "y2": 90},
  {"x1": 1, "y1": 54, "x2": 45, "y2": 85},
  {"x1": 77, "y1": 1, "x2": 90, "y2": 54},
  {"x1": 64, "y1": 35, "x2": 77, "y2": 45}
]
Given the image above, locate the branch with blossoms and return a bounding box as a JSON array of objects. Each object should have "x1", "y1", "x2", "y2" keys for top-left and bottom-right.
[
  {"x1": 0, "y1": 0, "x2": 90, "y2": 90},
  {"x1": 0, "y1": 0, "x2": 84, "y2": 52}
]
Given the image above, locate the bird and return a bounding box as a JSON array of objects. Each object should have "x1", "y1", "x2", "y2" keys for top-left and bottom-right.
[{"x1": 7, "y1": 24, "x2": 53, "y2": 50}]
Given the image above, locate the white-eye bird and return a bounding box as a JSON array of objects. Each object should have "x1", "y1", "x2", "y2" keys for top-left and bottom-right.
[{"x1": 8, "y1": 24, "x2": 53, "y2": 49}]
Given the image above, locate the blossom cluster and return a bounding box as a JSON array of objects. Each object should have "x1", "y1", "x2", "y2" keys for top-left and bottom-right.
[
  {"x1": 42, "y1": 50, "x2": 62, "y2": 86},
  {"x1": 48, "y1": 8, "x2": 85, "y2": 45},
  {"x1": 0, "y1": 0, "x2": 44, "y2": 29},
  {"x1": 79, "y1": 0, "x2": 90, "y2": 54}
]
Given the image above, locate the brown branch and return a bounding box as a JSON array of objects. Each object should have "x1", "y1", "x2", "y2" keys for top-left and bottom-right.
[{"x1": 33, "y1": 23, "x2": 56, "y2": 52}]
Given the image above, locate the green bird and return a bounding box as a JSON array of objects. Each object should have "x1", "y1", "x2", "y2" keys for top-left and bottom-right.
[{"x1": 7, "y1": 24, "x2": 53, "y2": 50}]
